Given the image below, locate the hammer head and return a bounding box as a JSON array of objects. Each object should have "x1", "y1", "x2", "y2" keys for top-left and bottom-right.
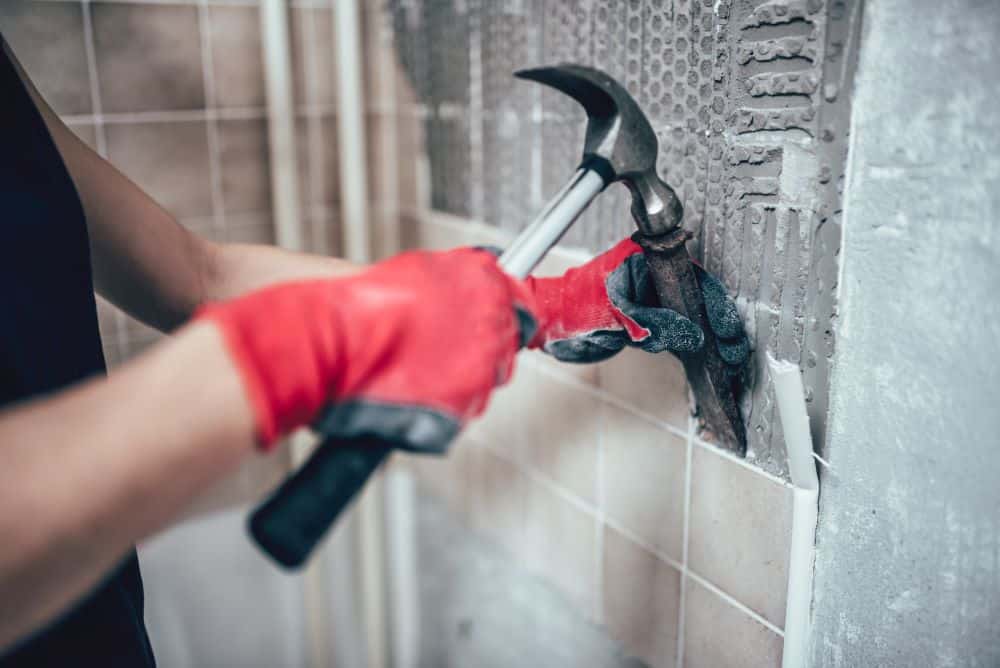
[{"x1": 516, "y1": 64, "x2": 683, "y2": 237}]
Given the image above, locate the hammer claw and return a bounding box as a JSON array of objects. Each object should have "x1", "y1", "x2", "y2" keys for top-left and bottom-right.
[{"x1": 516, "y1": 62, "x2": 747, "y2": 456}]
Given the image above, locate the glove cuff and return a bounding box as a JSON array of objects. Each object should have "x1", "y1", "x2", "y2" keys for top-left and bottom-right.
[{"x1": 196, "y1": 280, "x2": 345, "y2": 451}]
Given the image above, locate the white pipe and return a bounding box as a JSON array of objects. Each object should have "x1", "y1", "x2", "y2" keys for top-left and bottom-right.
[
  {"x1": 768, "y1": 354, "x2": 819, "y2": 668},
  {"x1": 333, "y1": 4, "x2": 386, "y2": 668},
  {"x1": 260, "y1": 3, "x2": 332, "y2": 666},
  {"x1": 261, "y1": 0, "x2": 304, "y2": 253},
  {"x1": 385, "y1": 470, "x2": 419, "y2": 668},
  {"x1": 334, "y1": 0, "x2": 372, "y2": 264}
]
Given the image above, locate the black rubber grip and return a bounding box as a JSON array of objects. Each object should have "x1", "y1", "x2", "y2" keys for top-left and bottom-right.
[{"x1": 249, "y1": 439, "x2": 392, "y2": 568}]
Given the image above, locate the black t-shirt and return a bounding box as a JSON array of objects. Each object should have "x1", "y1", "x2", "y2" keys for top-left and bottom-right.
[{"x1": 0, "y1": 44, "x2": 155, "y2": 667}]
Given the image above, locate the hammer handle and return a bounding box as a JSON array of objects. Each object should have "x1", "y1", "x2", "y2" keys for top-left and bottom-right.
[
  {"x1": 249, "y1": 439, "x2": 391, "y2": 568},
  {"x1": 634, "y1": 230, "x2": 746, "y2": 455}
]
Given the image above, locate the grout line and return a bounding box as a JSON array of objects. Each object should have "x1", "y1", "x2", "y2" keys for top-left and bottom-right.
[
  {"x1": 686, "y1": 570, "x2": 785, "y2": 637},
  {"x1": 692, "y1": 435, "x2": 793, "y2": 488},
  {"x1": 470, "y1": 433, "x2": 598, "y2": 520},
  {"x1": 602, "y1": 516, "x2": 685, "y2": 575},
  {"x1": 197, "y1": 0, "x2": 227, "y2": 237},
  {"x1": 470, "y1": 399, "x2": 788, "y2": 642},
  {"x1": 523, "y1": 353, "x2": 692, "y2": 442},
  {"x1": 675, "y1": 415, "x2": 695, "y2": 668}
]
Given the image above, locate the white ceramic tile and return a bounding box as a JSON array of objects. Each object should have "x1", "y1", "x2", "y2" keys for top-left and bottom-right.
[
  {"x1": 683, "y1": 576, "x2": 783, "y2": 668},
  {"x1": 688, "y1": 445, "x2": 793, "y2": 627}
]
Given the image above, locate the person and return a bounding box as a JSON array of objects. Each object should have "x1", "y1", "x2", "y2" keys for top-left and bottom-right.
[{"x1": 0, "y1": 37, "x2": 747, "y2": 666}]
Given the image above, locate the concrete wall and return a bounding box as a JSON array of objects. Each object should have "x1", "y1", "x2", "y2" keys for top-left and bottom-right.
[{"x1": 810, "y1": 0, "x2": 1000, "y2": 665}]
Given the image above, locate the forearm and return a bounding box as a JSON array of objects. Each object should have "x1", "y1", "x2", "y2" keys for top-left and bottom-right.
[
  {"x1": 0, "y1": 324, "x2": 255, "y2": 651},
  {"x1": 5, "y1": 40, "x2": 357, "y2": 330},
  {"x1": 202, "y1": 242, "x2": 357, "y2": 303}
]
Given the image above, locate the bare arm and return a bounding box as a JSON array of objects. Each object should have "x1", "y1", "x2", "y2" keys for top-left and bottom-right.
[
  {"x1": 0, "y1": 46, "x2": 358, "y2": 648},
  {"x1": 4, "y1": 41, "x2": 357, "y2": 329},
  {"x1": 0, "y1": 323, "x2": 256, "y2": 652}
]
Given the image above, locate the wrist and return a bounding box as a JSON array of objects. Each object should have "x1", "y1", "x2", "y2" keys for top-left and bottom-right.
[
  {"x1": 522, "y1": 275, "x2": 562, "y2": 349},
  {"x1": 196, "y1": 279, "x2": 346, "y2": 449}
]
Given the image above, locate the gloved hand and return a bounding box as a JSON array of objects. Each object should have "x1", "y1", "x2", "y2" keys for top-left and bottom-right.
[
  {"x1": 525, "y1": 237, "x2": 748, "y2": 367},
  {"x1": 198, "y1": 247, "x2": 535, "y2": 451}
]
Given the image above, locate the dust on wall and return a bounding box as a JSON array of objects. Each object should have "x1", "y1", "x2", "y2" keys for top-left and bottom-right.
[{"x1": 383, "y1": 0, "x2": 859, "y2": 478}]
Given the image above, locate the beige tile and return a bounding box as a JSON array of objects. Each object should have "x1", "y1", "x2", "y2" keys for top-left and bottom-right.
[
  {"x1": 367, "y1": 112, "x2": 394, "y2": 209},
  {"x1": 408, "y1": 448, "x2": 465, "y2": 512},
  {"x1": 683, "y1": 577, "x2": 783, "y2": 668},
  {"x1": 318, "y1": 115, "x2": 341, "y2": 205},
  {"x1": 102, "y1": 339, "x2": 123, "y2": 371},
  {"x1": 396, "y1": 113, "x2": 426, "y2": 211},
  {"x1": 307, "y1": 207, "x2": 340, "y2": 257},
  {"x1": 396, "y1": 211, "x2": 423, "y2": 252},
  {"x1": 297, "y1": 115, "x2": 339, "y2": 210},
  {"x1": 369, "y1": 209, "x2": 399, "y2": 260},
  {"x1": 180, "y1": 217, "x2": 222, "y2": 243},
  {"x1": 226, "y1": 215, "x2": 276, "y2": 246},
  {"x1": 532, "y1": 248, "x2": 593, "y2": 278},
  {"x1": 360, "y1": 0, "x2": 386, "y2": 105},
  {"x1": 466, "y1": 359, "x2": 526, "y2": 447},
  {"x1": 67, "y1": 123, "x2": 99, "y2": 152},
  {"x1": 91, "y1": 3, "x2": 204, "y2": 113},
  {"x1": 120, "y1": 335, "x2": 158, "y2": 363},
  {"x1": 523, "y1": 478, "x2": 598, "y2": 615},
  {"x1": 0, "y1": 1, "x2": 92, "y2": 115},
  {"x1": 217, "y1": 119, "x2": 271, "y2": 215},
  {"x1": 473, "y1": 355, "x2": 600, "y2": 504},
  {"x1": 598, "y1": 347, "x2": 691, "y2": 430},
  {"x1": 105, "y1": 121, "x2": 213, "y2": 219},
  {"x1": 413, "y1": 219, "x2": 467, "y2": 251},
  {"x1": 289, "y1": 8, "x2": 310, "y2": 108},
  {"x1": 528, "y1": 351, "x2": 599, "y2": 387},
  {"x1": 290, "y1": 8, "x2": 335, "y2": 108},
  {"x1": 603, "y1": 526, "x2": 681, "y2": 668},
  {"x1": 688, "y1": 446, "x2": 792, "y2": 627},
  {"x1": 519, "y1": 366, "x2": 601, "y2": 505},
  {"x1": 469, "y1": 448, "x2": 527, "y2": 560},
  {"x1": 94, "y1": 295, "x2": 120, "y2": 344},
  {"x1": 122, "y1": 313, "x2": 162, "y2": 344},
  {"x1": 602, "y1": 403, "x2": 686, "y2": 561},
  {"x1": 295, "y1": 119, "x2": 313, "y2": 212},
  {"x1": 208, "y1": 6, "x2": 265, "y2": 108}
]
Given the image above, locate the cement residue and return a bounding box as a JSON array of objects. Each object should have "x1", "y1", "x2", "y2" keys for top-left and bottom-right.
[{"x1": 382, "y1": 0, "x2": 856, "y2": 480}]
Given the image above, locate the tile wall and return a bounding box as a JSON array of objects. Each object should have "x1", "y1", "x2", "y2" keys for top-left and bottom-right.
[
  {"x1": 359, "y1": 0, "x2": 828, "y2": 664},
  {"x1": 392, "y1": 213, "x2": 794, "y2": 667},
  {"x1": 1, "y1": 1, "x2": 815, "y2": 666},
  {"x1": 379, "y1": 0, "x2": 857, "y2": 480},
  {"x1": 0, "y1": 0, "x2": 342, "y2": 367}
]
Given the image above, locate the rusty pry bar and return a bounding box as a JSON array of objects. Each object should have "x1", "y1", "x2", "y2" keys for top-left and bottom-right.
[
  {"x1": 516, "y1": 64, "x2": 746, "y2": 454},
  {"x1": 634, "y1": 229, "x2": 746, "y2": 453}
]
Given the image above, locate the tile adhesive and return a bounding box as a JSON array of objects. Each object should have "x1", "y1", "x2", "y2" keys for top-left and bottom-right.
[{"x1": 385, "y1": 0, "x2": 861, "y2": 479}]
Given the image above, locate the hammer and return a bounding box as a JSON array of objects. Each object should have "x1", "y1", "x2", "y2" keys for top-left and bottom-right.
[{"x1": 248, "y1": 63, "x2": 744, "y2": 569}]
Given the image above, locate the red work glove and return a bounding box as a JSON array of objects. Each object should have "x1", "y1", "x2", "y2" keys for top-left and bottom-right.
[
  {"x1": 525, "y1": 237, "x2": 748, "y2": 367},
  {"x1": 198, "y1": 248, "x2": 536, "y2": 451}
]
